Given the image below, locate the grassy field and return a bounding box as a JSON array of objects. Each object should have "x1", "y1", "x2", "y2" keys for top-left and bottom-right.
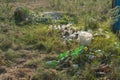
[{"x1": 0, "y1": 0, "x2": 120, "y2": 80}]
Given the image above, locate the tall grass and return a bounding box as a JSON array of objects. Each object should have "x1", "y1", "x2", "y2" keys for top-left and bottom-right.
[{"x1": 48, "y1": 0, "x2": 111, "y2": 25}]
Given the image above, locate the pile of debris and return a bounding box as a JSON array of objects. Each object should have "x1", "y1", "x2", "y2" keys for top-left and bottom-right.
[
  {"x1": 45, "y1": 45, "x2": 111, "y2": 78},
  {"x1": 49, "y1": 24, "x2": 93, "y2": 46},
  {"x1": 45, "y1": 45, "x2": 88, "y2": 68}
]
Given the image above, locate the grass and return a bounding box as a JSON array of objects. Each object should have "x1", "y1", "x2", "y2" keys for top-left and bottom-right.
[{"x1": 0, "y1": 0, "x2": 120, "y2": 80}]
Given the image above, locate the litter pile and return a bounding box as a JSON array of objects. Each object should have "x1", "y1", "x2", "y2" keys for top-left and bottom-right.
[
  {"x1": 45, "y1": 45, "x2": 88, "y2": 68},
  {"x1": 49, "y1": 24, "x2": 93, "y2": 46},
  {"x1": 45, "y1": 45, "x2": 111, "y2": 77}
]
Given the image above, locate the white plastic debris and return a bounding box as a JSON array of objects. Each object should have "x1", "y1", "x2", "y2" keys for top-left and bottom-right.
[
  {"x1": 54, "y1": 25, "x2": 58, "y2": 29},
  {"x1": 49, "y1": 24, "x2": 93, "y2": 46},
  {"x1": 87, "y1": 29, "x2": 93, "y2": 34},
  {"x1": 68, "y1": 28, "x2": 73, "y2": 35},
  {"x1": 69, "y1": 34, "x2": 76, "y2": 39},
  {"x1": 61, "y1": 25, "x2": 66, "y2": 30},
  {"x1": 66, "y1": 23, "x2": 72, "y2": 27},
  {"x1": 58, "y1": 25, "x2": 61, "y2": 30},
  {"x1": 77, "y1": 31, "x2": 93, "y2": 45},
  {"x1": 72, "y1": 64, "x2": 79, "y2": 69}
]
